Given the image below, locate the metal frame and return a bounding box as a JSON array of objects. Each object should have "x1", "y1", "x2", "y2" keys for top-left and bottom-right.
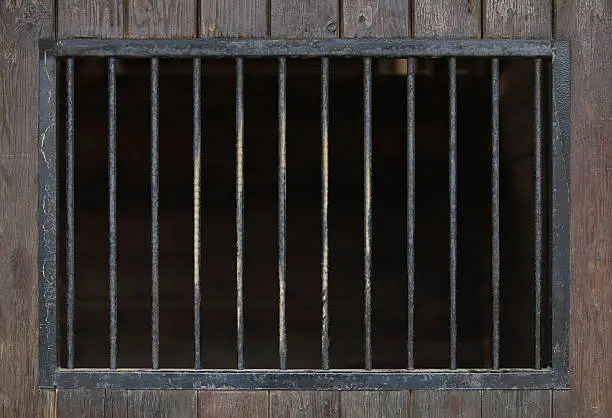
[{"x1": 38, "y1": 38, "x2": 570, "y2": 390}]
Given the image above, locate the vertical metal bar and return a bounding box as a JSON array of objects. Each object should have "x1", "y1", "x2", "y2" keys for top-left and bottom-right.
[
  {"x1": 151, "y1": 57, "x2": 160, "y2": 370},
  {"x1": 534, "y1": 58, "x2": 543, "y2": 370},
  {"x1": 364, "y1": 57, "x2": 373, "y2": 370},
  {"x1": 321, "y1": 57, "x2": 330, "y2": 370},
  {"x1": 108, "y1": 57, "x2": 118, "y2": 370},
  {"x1": 449, "y1": 57, "x2": 457, "y2": 370},
  {"x1": 407, "y1": 57, "x2": 416, "y2": 370},
  {"x1": 66, "y1": 57, "x2": 75, "y2": 369},
  {"x1": 39, "y1": 51, "x2": 58, "y2": 386},
  {"x1": 491, "y1": 58, "x2": 500, "y2": 370},
  {"x1": 193, "y1": 58, "x2": 202, "y2": 369},
  {"x1": 278, "y1": 57, "x2": 287, "y2": 370},
  {"x1": 236, "y1": 57, "x2": 245, "y2": 370}
]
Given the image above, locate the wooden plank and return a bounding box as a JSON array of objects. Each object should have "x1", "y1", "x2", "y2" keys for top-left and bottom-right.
[
  {"x1": 200, "y1": 0, "x2": 268, "y2": 37},
  {"x1": 38, "y1": 390, "x2": 56, "y2": 418},
  {"x1": 0, "y1": 0, "x2": 53, "y2": 416},
  {"x1": 413, "y1": 0, "x2": 481, "y2": 37},
  {"x1": 105, "y1": 390, "x2": 128, "y2": 418},
  {"x1": 552, "y1": 390, "x2": 571, "y2": 418},
  {"x1": 128, "y1": 0, "x2": 197, "y2": 37},
  {"x1": 128, "y1": 390, "x2": 197, "y2": 417},
  {"x1": 342, "y1": 0, "x2": 410, "y2": 37},
  {"x1": 271, "y1": 391, "x2": 339, "y2": 417},
  {"x1": 58, "y1": 0, "x2": 123, "y2": 38},
  {"x1": 199, "y1": 391, "x2": 268, "y2": 418},
  {"x1": 271, "y1": 0, "x2": 339, "y2": 37},
  {"x1": 481, "y1": 390, "x2": 551, "y2": 417},
  {"x1": 556, "y1": 0, "x2": 612, "y2": 415},
  {"x1": 483, "y1": 0, "x2": 552, "y2": 38},
  {"x1": 56, "y1": 389, "x2": 105, "y2": 418},
  {"x1": 411, "y1": 391, "x2": 481, "y2": 418},
  {"x1": 341, "y1": 391, "x2": 410, "y2": 418}
]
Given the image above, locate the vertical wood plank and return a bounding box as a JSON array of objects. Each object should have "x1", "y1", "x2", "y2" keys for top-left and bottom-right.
[
  {"x1": 413, "y1": 0, "x2": 481, "y2": 37},
  {"x1": 342, "y1": 0, "x2": 409, "y2": 37},
  {"x1": 556, "y1": 0, "x2": 612, "y2": 415},
  {"x1": 271, "y1": 391, "x2": 339, "y2": 418},
  {"x1": 57, "y1": 0, "x2": 123, "y2": 38},
  {"x1": 552, "y1": 390, "x2": 571, "y2": 418},
  {"x1": 481, "y1": 390, "x2": 551, "y2": 418},
  {"x1": 341, "y1": 391, "x2": 410, "y2": 418},
  {"x1": 0, "y1": 0, "x2": 53, "y2": 417},
  {"x1": 271, "y1": 0, "x2": 339, "y2": 37},
  {"x1": 128, "y1": 390, "x2": 197, "y2": 418},
  {"x1": 38, "y1": 390, "x2": 56, "y2": 418},
  {"x1": 56, "y1": 389, "x2": 105, "y2": 418},
  {"x1": 128, "y1": 0, "x2": 197, "y2": 37},
  {"x1": 483, "y1": 0, "x2": 552, "y2": 38},
  {"x1": 200, "y1": 0, "x2": 268, "y2": 37},
  {"x1": 199, "y1": 391, "x2": 268, "y2": 417},
  {"x1": 411, "y1": 391, "x2": 481, "y2": 418},
  {"x1": 106, "y1": 390, "x2": 128, "y2": 418}
]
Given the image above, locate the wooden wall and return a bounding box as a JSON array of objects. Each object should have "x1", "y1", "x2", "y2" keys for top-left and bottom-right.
[{"x1": 0, "y1": 0, "x2": 610, "y2": 417}]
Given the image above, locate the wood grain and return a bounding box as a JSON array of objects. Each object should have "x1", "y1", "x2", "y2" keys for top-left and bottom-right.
[
  {"x1": 341, "y1": 391, "x2": 409, "y2": 417},
  {"x1": 270, "y1": 391, "x2": 339, "y2": 417},
  {"x1": 105, "y1": 390, "x2": 128, "y2": 418},
  {"x1": 552, "y1": 390, "x2": 571, "y2": 418},
  {"x1": 200, "y1": 0, "x2": 268, "y2": 37},
  {"x1": 342, "y1": 0, "x2": 410, "y2": 37},
  {"x1": 128, "y1": 390, "x2": 197, "y2": 417},
  {"x1": 481, "y1": 390, "x2": 551, "y2": 417},
  {"x1": 556, "y1": 0, "x2": 612, "y2": 415},
  {"x1": 413, "y1": 0, "x2": 481, "y2": 37},
  {"x1": 57, "y1": 0, "x2": 123, "y2": 37},
  {"x1": 128, "y1": 0, "x2": 197, "y2": 37},
  {"x1": 483, "y1": 0, "x2": 552, "y2": 38},
  {"x1": 0, "y1": 0, "x2": 53, "y2": 416},
  {"x1": 271, "y1": 0, "x2": 339, "y2": 37},
  {"x1": 411, "y1": 391, "x2": 481, "y2": 418},
  {"x1": 56, "y1": 389, "x2": 105, "y2": 418},
  {"x1": 38, "y1": 390, "x2": 56, "y2": 418},
  {"x1": 199, "y1": 391, "x2": 268, "y2": 417}
]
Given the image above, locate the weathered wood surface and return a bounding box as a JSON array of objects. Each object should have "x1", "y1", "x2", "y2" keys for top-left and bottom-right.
[
  {"x1": 483, "y1": 0, "x2": 552, "y2": 38},
  {"x1": 56, "y1": 389, "x2": 105, "y2": 418},
  {"x1": 38, "y1": 390, "x2": 56, "y2": 418},
  {"x1": 481, "y1": 390, "x2": 551, "y2": 417},
  {"x1": 552, "y1": 390, "x2": 571, "y2": 418},
  {"x1": 199, "y1": 391, "x2": 268, "y2": 417},
  {"x1": 128, "y1": 390, "x2": 197, "y2": 417},
  {"x1": 556, "y1": 0, "x2": 612, "y2": 415},
  {"x1": 270, "y1": 391, "x2": 339, "y2": 418},
  {"x1": 57, "y1": 0, "x2": 123, "y2": 37},
  {"x1": 412, "y1": 391, "x2": 481, "y2": 418},
  {"x1": 341, "y1": 391, "x2": 409, "y2": 417},
  {"x1": 413, "y1": 0, "x2": 481, "y2": 38},
  {"x1": 127, "y1": 0, "x2": 197, "y2": 37},
  {"x1": 342, "y1": 0, "x2": 410, "y2": 37},
  {"x1": 200, "y1": 0, "x2": 268, "y2": 37},
  {"x1": 0, "y1": 0, "x2": 53, "y2": 417},
  {"x1": 271, "y1": 0, "x2": 338, "y2": 37},
  {"x1": 106, "y1": 390, "x2": 128, "y2": 418}
]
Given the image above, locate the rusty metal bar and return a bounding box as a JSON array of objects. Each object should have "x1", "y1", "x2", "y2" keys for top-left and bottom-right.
[
  {"x1": 364, "y1": 57, "x2": 373, "y2": 370},
  {"x1": 108, "y1": 57, "x2": 118, "y2": 370},
  {"x1": 236, "y1": 57, "x2": 245, "y2": 370},
  {"x1": 321, "y1": 57, "x2": 330, "y2": 370},
  {"x1": 491, "y1": 58, "x2": 500, "y2": 370},
  {"x1": 449, "y1": 57, "x2": 457, "y2": 370},
  {"x1": 278, "y1": 57, "x2": 287, "y2": 370},
  {"x1": 407, "y1": 57, "x2": 416, "y2": 370},
  {"x1": 534, "y1": 58, "x2": 543, "y2": 370},
  {"x1": 66, "y1": 57, "x2": 75, "y2": 369},
  {"x1": 151, "y1": 57, "x2": 160, "y2": 370},
  {"x1": 193, "y1": 57, "x2": 202, "y2": 369}
]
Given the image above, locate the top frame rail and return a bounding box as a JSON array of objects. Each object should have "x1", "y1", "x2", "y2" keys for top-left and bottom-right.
[{"x1": 40, "y1": 39, "x2": 554, "y2": 58}]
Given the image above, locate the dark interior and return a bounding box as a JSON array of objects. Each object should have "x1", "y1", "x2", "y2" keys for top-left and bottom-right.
[{"x1": 56, "y1": 57, "x2": 551, "y2": 370}]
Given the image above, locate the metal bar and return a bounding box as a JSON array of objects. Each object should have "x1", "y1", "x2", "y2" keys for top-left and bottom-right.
[
  {"x1": 151, "y1": 57, "x2": 160, "y2": 370},
  {"x1": 38, "y1": 51, "x2": 58, "y2": 387},
  {"x1": 55, "y1": 369, "x2": 557, "y2": 390},
  {"x1": 278, "y1": 57, "x2": 287, "y2": 370},
  {"x1": 449, "y1": 57, "x2": 457, "y2": 370},
  {"x1": 66, "y1": 57, "x2": 75, "y2": 369},
  {"x1": 108, "y1": 57, "x2": 118, "y2": 370},
  {"x1": 551, "y1": 41, "x2": 571, "y2": 388},
  {"x1": 363, "y1": 57, "x2": 373, "y2": 371},
  {"x1": 42, "y1": 39, "x2": 555, "y2": 58},
  {"x1": 534, "y1": 58, "x2": 543, "y2": 370},
  {"x1": 407, "y1": 57, "x2": 416, "y2": 370},
  {"x1": 236, "y1": 57, "x2": 245, "y2": 370},
  {"x1": 193, "y1": 58, "x2": 202, "y2": 369},
  {"x1": 491, "y1": 58, "x2": 500, "y2": 370},
  {"x1": 321, "y1": 57, "x2": 330, "y2": 370}
]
